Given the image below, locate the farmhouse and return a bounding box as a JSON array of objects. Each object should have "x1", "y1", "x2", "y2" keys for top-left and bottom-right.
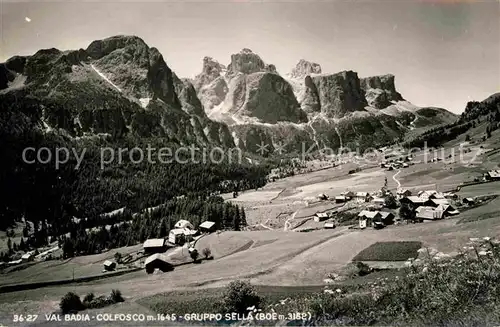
[
  {"x1": 372, "y1": 197, "x2": 386, "y2": 206},
  {"x1": 400, "y1": 196, "x2": 433, "y2": 207},
  {"x1": 355, "y1": 192, "x2": 372, "y2": 203},
  {"x1": 485, "y1": 170, "x2": 500, "y2": 181},
  {"x1": 103, "y1": 260, "x2": 116, "y2": 271},
  {"x1": 418, "y1": 190, "x2": 445, "y2": 200},
  {"x1": 335, "y1": 196, "x2": 348, "y2": 203},
  {"x1": 379, "y1": 212, "x2": 395, "y2": 225},
  {"x1": 340, "y1": 191, "x2": 355, "y2": 199},
  {"x1": 436, "y1": 204, "x2": 460, "y2": 216},
  {"x1": 144, "y1": 253, "x2": 173, "y2": 274},
  {"x1": 430, "y1": 198, "x2": 451, "y2": 207},
  {"x1": 463, "y1": 197, "x2": 476, "y2": 206},
  {"x1": 174, "y1": 219, "x2": 194, "y2": 230},
  {"x1": 416, "y1": 207, "x2": 445, "y2": 220},
  {"x1": 324, "y1": 222, "x2": 336, "y2": 229},
  {"x1": 317, "y1": 193, "x2": 329, "y2": 201},
  {"x1": 397, "y1": 188, "x2": 412, "y2": 199},
  {"x1": 168, "y1": 229, "x2": 186, "y2": 245},
  {"x1": 444, "y1": 192, "x2": 458, "y2": 199},
  {"x1": 199, "y1": 221, "x2": 216, "y2": 233},
  {"x1": 143, "y1": 238, "x2": 167, "y2": 254},
  {"x1": 358, "y1": 210, "x2": 382, "y2": 228},
  {"x1": 314, "y1": 212, "x2": 330, "y2": 222},
  {"x1": 21, "y1": 252, "x2": 35, "y2": 262}
]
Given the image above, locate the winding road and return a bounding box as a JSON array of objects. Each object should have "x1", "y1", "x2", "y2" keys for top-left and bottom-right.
[{"x1": 392, "y1": 169, "x2": 402, "y2": 189}]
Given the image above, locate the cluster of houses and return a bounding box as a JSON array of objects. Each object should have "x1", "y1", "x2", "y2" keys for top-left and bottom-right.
[
  {"x1": 355, "y1": 189, "x2": 464, "y2": 229},
  {"x1": 358, "y1": 210, "x2": 395, "y2": 229},
  {"x1": 140, "y1": 219, "x2": 217, "y2": 274},
  {"x1": 399, "y1": 190, "x2": 461, "y2": 221},
  {"x1": 99, "y1": 219, "x2": 218, "y2": 274},
  {"x1": 319, "y1": 189, "x2": 391, "y2": 206},
  {"x1": 380, "y1": 156, "x2": 411, "y2": 170}
]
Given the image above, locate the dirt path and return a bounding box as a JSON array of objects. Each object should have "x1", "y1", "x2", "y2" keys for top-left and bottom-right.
[
  {"x1": 393, "y1": 169, "x2": 402, "y2": 189},
  {"x1": 284, "y1": 211, "x2": 298, "y2": 231}
]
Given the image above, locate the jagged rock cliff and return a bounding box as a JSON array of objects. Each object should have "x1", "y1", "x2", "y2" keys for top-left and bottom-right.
[
  {"x1": 290, "y1": 59, "x2": 322, "y2": 79},
  {"x1": 222, "y1": 72, "x2": 308, "y2": 124},
  {"x1": 309, "y1": 71, "x2": 368, "y2": 118},
  {"x1": 194, "y1": 57, "x2": 228, "y2": 112},
  {"x1": 360, "y1": 74, "x2": 404, "y2": 109},
  {"x1": 226, "y1": 48, "x2": 277, "y2": 79}
]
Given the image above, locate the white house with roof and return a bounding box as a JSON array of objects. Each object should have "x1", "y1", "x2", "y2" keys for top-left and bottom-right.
[
  {"x1": 174, "y1": 220, "x2": 194, "y2": 230},
  {"x1": 355, "y1": 192, "x2": 372, "y2": 203},
  {"x1": 358, "y1": 210, "x2": 382, "y2": 228},
  {"x1": 314, "y1": 212, "x2": 330, "y2": 222}
]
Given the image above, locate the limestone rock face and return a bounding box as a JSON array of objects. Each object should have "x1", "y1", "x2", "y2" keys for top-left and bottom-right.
[
  {"x1": 360, "y1": 74, "x2": 404, "y2": 109},
  {"x1": 198, "y1": 76, "x2": 228, "y2": 111},
  {"x1": 310, "y1": 71, "x2": 367, "y2": 118},
  {"x1": 172, "y1": 74, "x2": 206, "y2": 117},
  {"x1": 290, "y1": 59, "x2": 322, "y2": 79},
  {"x1": 300, "y1": 75, "x2": 321, "y2": 114},
  {"x1": 226, "y1": 48, "x2": 271, "y2": 78},
  {"x1": 193, "y1": 56, "x2": 226, "y2": 92},
  {"x1": 224, "y1": 72, "x2": 308, "y2": 124}
]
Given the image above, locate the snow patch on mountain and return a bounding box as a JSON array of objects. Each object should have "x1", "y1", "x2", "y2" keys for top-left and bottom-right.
[{"x1": 90, "y1": 64, "x2": 122, "y2": 92}]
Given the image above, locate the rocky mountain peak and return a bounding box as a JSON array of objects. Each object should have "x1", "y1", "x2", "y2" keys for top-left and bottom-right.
[
  {"x1": 290, "y1": 59, "x2": 322, "y2": 79},
  {"x1": 360, "y1": 74, "x2": 404, "y2": 109},
  {"x1": 193, "y1": 56, "x2": 226, "y2": 92},
  {"x1": 226, "y1": 48, "x2": 269, "y2": 77},
  {"x1": 85, "y1": 35, "x2": 149, "y2": 60}
]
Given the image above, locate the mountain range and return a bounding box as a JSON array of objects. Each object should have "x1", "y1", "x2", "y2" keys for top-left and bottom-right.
[{"x1": 0, "y1": 35, "x2": 459, "y2": 154}]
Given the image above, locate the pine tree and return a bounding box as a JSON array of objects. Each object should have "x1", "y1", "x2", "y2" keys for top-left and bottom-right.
[
  {"x1": 7, "y1": 238, "x2": 12, "y2": 254},
  {"x1": 158, "y1": 219, "x2": 168, "y2": 238}
]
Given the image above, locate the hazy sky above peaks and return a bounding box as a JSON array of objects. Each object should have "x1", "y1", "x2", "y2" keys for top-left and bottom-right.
[{"x1": 1, "y1": 0, "x2": 499, "y2": 113}]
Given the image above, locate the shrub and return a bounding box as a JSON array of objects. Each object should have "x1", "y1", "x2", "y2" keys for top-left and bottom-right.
[
  {"x1": 114, "y1": 252, "x2": 122, "y2": 264},
  {"x1": 222, "y1": 280, "x2": 261, "y2": 314},
  {"x1": 87, "y1": 296, "x2": 113, "y2": 309},
  {"x1": 110, "y1": 289, "x2": 124, "y2": 303},
  {"x1": 60, "y1": 292, "x2": 84, "y2": 314},
  {"x1": 190, "y1": 249, "x2": 199, "y2": 262},
  {"x1": 202, "y1": 248, "x2": 212, "y2": 259},
  {"x1": 83, "y1": 292, "x2": 95, "y2": 304}
]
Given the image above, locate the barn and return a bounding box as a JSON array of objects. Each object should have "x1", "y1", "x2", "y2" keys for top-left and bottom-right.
[
  {"x1": 143, "y1": 238, "x2": 167, "y2": 254},
  {"x1": 168, "y1": 229, "x2": 186, "y2": 245},
  {"x1": 144, "y1": 253, "x2": 174, "y2": 274},
  {"x1": 103, "y1": 260, "x2": 116, "y2": 271},
  {"x1": 199, "y1": 221, "x2": 216, "y2": 233}
]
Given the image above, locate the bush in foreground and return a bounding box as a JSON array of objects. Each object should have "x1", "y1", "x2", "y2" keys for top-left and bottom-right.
[
  {"x1": 222, "y1": 280, "x2": 261, "y2": 314},
  {"x1": 60, "y1": 292, "x2": 84, "y2": 314},
  {"x1": 110, "y1": 289, "x2": 124, "y2": 303},
  {"x1": 60, "y1": 290, "x2": 124, "y2": 314}
]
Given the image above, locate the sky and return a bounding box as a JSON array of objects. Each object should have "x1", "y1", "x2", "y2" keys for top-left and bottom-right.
[{"x1": 1, "y1": 0, "x2": 499, "y2": 113}]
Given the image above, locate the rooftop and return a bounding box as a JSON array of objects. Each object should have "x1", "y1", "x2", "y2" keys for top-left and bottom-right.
[
  {"x1": 143, "y1": 238, "x2": 165, "y2": 248},
  {"x1": 145, "y1": 253, "x2": 170, "y2": 266},
  {"x1": 199, "y1": 221, "x2": 216, "y2": 229}
]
